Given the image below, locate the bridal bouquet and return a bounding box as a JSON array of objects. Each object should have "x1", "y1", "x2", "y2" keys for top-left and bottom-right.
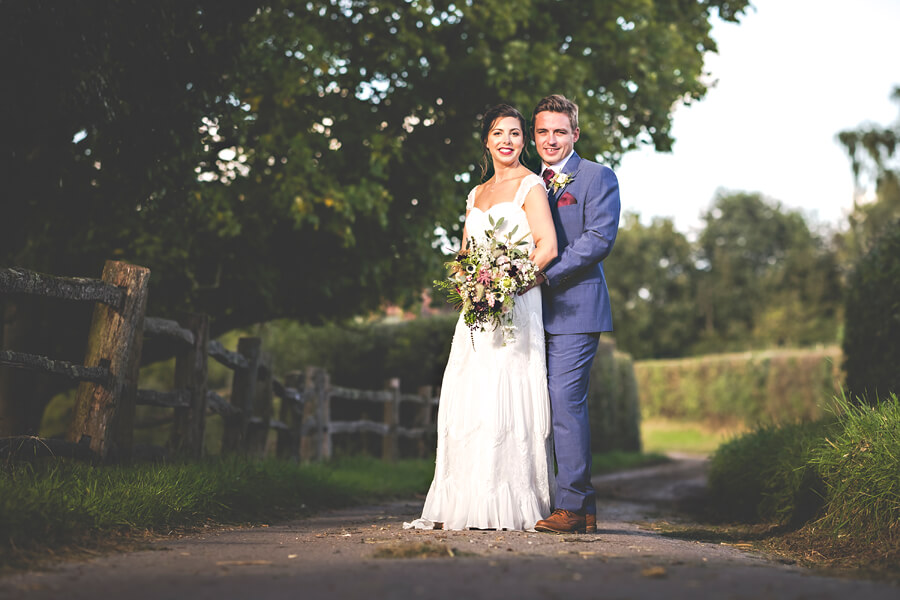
[{"x1": 434, "y1": 216, "x2": 539, "y2": 344}]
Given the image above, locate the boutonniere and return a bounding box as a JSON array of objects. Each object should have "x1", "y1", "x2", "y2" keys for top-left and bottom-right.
[{"x1": 549, "y1": 172, "x2": 575, "y2": 192}]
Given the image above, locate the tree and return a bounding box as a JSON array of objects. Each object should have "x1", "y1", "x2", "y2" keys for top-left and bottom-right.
[
  {"x1": 185, "y1": 0, "x2": 752, "y2": 332},
  {"x1": 1, "y1": 0, "x2": 259, "y2": 435},
  {"x1": 605, "y1": 213, "x2": 698, "y2": 359},
  {"x1": 835, "y1": 86, "x2": 900, "y2": 265},
  {"x1": 837, "y1": 86, "x2": 900, "y2": 399},
  {"x1": 694, "y1": 192, "x2": 840, "y2": 353},
  {"x1": 1, "y1": 0, "x2": 750, "y2": 434},
  {"x1": 842, "y1": 222, "x2": 900, "y2": 400}
]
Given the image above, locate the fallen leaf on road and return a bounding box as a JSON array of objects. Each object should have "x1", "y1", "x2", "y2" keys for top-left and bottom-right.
[
  {"x1": 372, "y1": 541, "x2": 463, "y2": 559},
  {"x1": 641, "y1": 566, "x2": 667, "y2": 578}
]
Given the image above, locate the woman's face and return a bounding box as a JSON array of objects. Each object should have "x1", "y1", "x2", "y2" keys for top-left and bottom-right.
[{"x1": 486, "y1": 116, "x2": 525, "y2": 168}]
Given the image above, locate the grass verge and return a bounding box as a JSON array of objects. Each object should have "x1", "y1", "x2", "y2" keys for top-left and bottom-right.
[
  {"x1": 592, "y1": 450, "x2": 669, "y2": 474},
  {"x1": 0, "y1": 455, "x2": 433, "y2": 569},
  {"x1": 0, "y1": 446, "x2": 672, "y2": 570},
  {"x1": 704, "y1": 392, "x2": 900, "y2": 576},
  {"x1": 640, "y1": 418, "x2": 742, "y2": 456}
]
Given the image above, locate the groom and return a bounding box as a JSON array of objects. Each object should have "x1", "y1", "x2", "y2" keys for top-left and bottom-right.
[{"x1": 531, "y1": 95, "x2": 621, "y2": 534}]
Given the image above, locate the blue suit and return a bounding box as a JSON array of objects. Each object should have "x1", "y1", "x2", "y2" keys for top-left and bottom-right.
[{"x1": 541, "y1": 151, "x2": 620, "y2": 515}]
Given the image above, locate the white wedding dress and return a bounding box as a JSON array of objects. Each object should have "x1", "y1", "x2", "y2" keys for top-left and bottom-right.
[{"x1": 407, "y1": 174, "x2": 555, "y2": 531}]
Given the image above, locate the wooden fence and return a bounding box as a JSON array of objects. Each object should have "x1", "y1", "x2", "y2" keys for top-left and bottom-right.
[{"x1": 0, "y1": 261, "x2": 437, "y2": 463}]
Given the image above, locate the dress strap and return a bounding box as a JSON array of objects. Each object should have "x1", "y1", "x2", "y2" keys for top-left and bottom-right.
[
  {"x1": 465, "y1": 185, "x2": 479, "y2": 211},
  {"x1": 514, "y1": 173, "x2": 546, "y2": 208}
]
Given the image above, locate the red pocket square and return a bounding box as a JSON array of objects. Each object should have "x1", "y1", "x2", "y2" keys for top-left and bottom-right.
[{"x1": 558, "y1": 192, "x2": 577, "y2": 206}]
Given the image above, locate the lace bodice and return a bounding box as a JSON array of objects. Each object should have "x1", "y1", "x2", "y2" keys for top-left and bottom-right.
[{"x1": 465, "y1": 173, "x2": 545, "y2": 246}]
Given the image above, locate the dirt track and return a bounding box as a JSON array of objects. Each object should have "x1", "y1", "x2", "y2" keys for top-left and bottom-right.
[{"x1": 2, "y1": 456, "x2": 897, "y2": 599}]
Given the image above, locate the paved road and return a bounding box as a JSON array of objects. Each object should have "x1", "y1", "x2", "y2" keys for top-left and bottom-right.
[{"x1": 2, "y1": 457, "x2": 897, "y2": 599}]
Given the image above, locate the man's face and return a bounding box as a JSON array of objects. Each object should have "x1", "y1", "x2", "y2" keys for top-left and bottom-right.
[{"x1": 534, "y1": 111, "x2": 580, "y2": 166}]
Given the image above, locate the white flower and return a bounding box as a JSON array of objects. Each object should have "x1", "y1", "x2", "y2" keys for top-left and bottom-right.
[{"x1": 549, "y1": 172, "x2": 575, "y2": 191}]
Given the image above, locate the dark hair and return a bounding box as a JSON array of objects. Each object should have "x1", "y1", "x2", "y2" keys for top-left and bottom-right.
[
  {"x1": 479, "y1": 104, "x2": 529, "y2": 180},
  {"x1": 532, "y1": 94, "x2": 579, "y2": 131}
]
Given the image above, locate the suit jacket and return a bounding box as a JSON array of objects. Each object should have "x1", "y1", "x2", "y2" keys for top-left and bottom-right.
[{"x1": 541, "y1": 152, "x2": 621, "y2": 334}]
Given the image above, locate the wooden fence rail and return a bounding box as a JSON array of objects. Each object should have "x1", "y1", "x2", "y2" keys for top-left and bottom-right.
[{"x1": 1, "y1": 263, "x2": 438, "y2": 463}]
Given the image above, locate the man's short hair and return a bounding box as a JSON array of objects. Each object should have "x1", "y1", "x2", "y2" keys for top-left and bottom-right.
[{"x1": 533, "y1": 94, "x2": 579, "y2": 131}]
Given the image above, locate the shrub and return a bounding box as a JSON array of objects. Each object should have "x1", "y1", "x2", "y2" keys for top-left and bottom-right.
[
  {"x1": 257, "y1": 316, "x2": 457, "y2": 392},
  {"x1": 809, "y1": 392, "x2": 900, "y2": 544},
  {"x1": 708, "y1": 392, "x2": 900, "y2": 549},
  {"x1": 842, "y1": 222, "x2": 900, "y2": 399},
  {"x1": 263, "y1": 317, "x2": 642, "y2": 453},
  {"x1": 707, "y1": 419, "x2": 834, "y2": 524},
  {"x1": 589, "y1": 341, "x2": 641, "y2": 452},
  {"x1": 634, "y1": 347, "x2": 842, "y2": 427}
]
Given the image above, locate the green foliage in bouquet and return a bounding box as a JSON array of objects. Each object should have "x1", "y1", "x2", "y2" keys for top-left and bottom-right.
[{"x1": 433, "y1": 216, "x2": 538, "y2": 342}]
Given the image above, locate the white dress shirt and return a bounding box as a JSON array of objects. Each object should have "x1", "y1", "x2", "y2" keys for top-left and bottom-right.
[{"x1": 541, "y1": 149, "x2": 575, "y2": 177}]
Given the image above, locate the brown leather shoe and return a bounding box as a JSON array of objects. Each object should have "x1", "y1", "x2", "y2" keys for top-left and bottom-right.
[
  {"x1": 534, "y1": 509, "x2": 586, "y2": 534},
  {"x1": 585, "y1": 513, "x2": 596, "y2": 533}
]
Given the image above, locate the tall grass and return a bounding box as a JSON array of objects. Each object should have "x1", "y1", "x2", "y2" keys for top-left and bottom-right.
[
  {"x1": 707, "y1": 419, "x2": 835, "y2": 524},
  {"x1": 708, "y1": 392, "x2": 900, "y2": 550},
  {"x1": 0, "y1": 456, "x2": 434, "y2": 554},
  {"x1": 809, "y1": 393, "x2": 900, "y2": 544}
]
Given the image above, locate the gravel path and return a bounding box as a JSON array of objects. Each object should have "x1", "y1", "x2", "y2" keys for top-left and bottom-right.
[{"x1": 2, "y1": 456, "x2": 897, "y2": 599}]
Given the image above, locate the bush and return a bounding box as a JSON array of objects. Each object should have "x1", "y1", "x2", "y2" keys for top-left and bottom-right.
[
  {"x1": 634, "y1": 347, "x2": 842, "y2": 427},
  {"x1": 257, "y1": 316, "x2": 457, "y2": 392},
  {"x1": 263, "y1": 317, "x2": 642, "y2": 454},
  {"x1": 843, "y1": 222, "x2": 900, "y2": 399},
  {"x1": 589, "y1": 341, "x2": 641, "y2": 452},
  {"x1": 708, "y1": 392, "x2": 900, "y2": 548},
  {"x1": 809, "y1": 392, "x2": 900, "y2": 544},
  {"x1": 707, "y1": 419, "x2": 834, "y2": 524}
]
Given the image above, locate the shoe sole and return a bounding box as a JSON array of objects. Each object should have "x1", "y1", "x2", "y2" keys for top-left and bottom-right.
[{"x1": 534, "y1": 525, "x2": 586, "y2": 534}]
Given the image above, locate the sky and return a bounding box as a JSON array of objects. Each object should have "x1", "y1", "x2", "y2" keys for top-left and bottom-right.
[{"x1": 614, "y1": 0, "x2": 900, "y2": 236}]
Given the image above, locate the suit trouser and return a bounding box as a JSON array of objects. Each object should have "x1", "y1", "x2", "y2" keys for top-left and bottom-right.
[{"x1": 546, "y1": 331, "x2": 600, "y2": 515}]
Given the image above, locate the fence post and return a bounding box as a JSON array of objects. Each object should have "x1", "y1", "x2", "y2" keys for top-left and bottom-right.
[
  {"x1": 301, "y1": 367, "x2": 330, "y2": 461},
  {"x1": 276, "y1": 370, "x2": 303, "y2": 461},
  {"x1": 246, "y1": 353, "x2": 274, "y2": 458},
  {"x1": 221, "y1": 337, "x2": 261, "y2": 454},
  {"x1": 382, "y1": 378, "x2": 400, "y2": 462},
  {"x1": 169, "y1": 312, "x2": 209, "y2": 459},
  {"x1": 415, "y1": 385, "x2": 434, "y2": 458},
  {"x1": 68, "y1": 261, "x2": 150, "y2": 462}
]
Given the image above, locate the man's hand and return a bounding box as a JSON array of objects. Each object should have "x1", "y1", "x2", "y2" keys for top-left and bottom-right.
[{"x1": 518, "y1": 272, "x2": 547, "y2": 295}]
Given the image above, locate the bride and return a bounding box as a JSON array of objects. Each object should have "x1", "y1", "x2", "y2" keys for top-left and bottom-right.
[{"x1": 407, "y1": 104, "x2": 558, "y2": 531}]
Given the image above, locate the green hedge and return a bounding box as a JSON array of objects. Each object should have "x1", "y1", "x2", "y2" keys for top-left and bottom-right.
[
  {"x1": 589, "y1": 341, "x2": 641, "y2": 452},
  {"x1": 633, "y1": 347, "x2": 842, "y2": 426},
  {"x1": 257, "y1": 317, "x2": 640, "y2": 453},
  {"x1": 707, "y1": 419, "x2": 835, "y2": 523},
  {"x1": 843, "y1": 221, "x2": 900, "y2": 399},
  {"x1": 254, "y1": 316, "x2": 457, "y2": 393},
  {"x1": 708, "y1": 393, "x2": 900, "y2": 550}
]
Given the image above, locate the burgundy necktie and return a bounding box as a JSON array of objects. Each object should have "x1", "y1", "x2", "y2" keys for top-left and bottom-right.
[{"x1": 542, "y1": 168, "x2": 555, "y2": 187}]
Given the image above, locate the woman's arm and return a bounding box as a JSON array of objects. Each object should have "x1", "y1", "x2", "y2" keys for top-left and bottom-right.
[
  {"x1": 523, "y1": 185, "x2": 558, "y2": 271},
  {"x1": 460, "y1": 209, "x2": 471, "y2": 252}
]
